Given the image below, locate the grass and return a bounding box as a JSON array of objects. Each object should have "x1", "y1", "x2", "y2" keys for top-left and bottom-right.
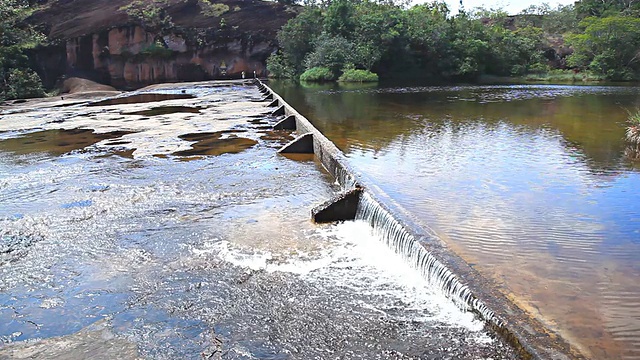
[
  {"x1": 338, "y1": 69, "x2": 379, "y2": 83},
  {"x1": 626, "y1": 109, "x2": 640, "y2": 145},
  {"x1": 300, "y1": 67, "x2": 335, "y2": 82},
  {"x1": 523, "y1": 69, "x2": 605, "y2": 83},
  {"x1": 625, "y1": 109, "x2": 640, "y2": 160}
]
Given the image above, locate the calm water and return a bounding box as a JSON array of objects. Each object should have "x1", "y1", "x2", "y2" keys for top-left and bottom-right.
[
  {"x1": 271, "y1": 81, "x2": 640, "y2": 359},
  {"x1": 0, "y1": 83, "x2": 515, "y2": 359}
]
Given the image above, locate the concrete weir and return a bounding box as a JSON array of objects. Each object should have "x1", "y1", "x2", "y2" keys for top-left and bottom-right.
[{"x1": 258, "y1": 79, "x2": 584, "y2": 360}]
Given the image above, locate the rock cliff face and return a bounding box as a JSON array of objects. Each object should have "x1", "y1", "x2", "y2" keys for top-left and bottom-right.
[{"x1": 28, "y1": 0, "x2": 295, "y2": 89}]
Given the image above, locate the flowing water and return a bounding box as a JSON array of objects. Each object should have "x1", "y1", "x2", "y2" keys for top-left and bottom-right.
[
  {"x1": 0, "y1": 82, "x2": 515, "y2": 359},
  {"x1": 271, "y1": 80, "x2": 640, "y2": 360}
]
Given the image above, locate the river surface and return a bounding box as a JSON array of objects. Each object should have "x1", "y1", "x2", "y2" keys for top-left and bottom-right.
[
  {"x1": 0, "y1": 82, "x2": 515, "y2": 359},
  {"x1": 271, "y1": 80, "x2": 640, "y2": 360}
]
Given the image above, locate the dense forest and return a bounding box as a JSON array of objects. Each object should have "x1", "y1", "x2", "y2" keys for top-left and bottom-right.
[
  {"x1": 268, "y1": 0, "x2": 640, "y2": 82},
  {"x1": 1, "y1": 0, "x2": 640, "y2": 99}
]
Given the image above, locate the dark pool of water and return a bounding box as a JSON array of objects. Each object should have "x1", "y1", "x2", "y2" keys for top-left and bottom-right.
[
  {"x1": 271, "y1": 80, "x2": 640, "y2": 359},
  {"x1": 173, "y1": 131, "x2": 258, "y2": 157},
  {"x1": 123, "y1": 105, "x2": 202, "y2": 116},
  {"x1": 0, "y1": 129, "x2": 133, "y2": 156},
  {"x1": 88, "y1": 93, "x2": 195, "y2": 106}
]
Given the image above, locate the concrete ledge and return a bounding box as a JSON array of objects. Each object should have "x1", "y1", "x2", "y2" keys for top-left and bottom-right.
[
  {"x1": 257, "y1": 79, "x2": 585, "y2": 360},
  {"x1": 273, "y1": 115, "x2": 297, "y2": 130},
  {"x1": 278, "y1": 132, "x2": 314, "y2": 154},
  {"x1": 272, "y1": 105, "x2": 286, "y2": 116},
  {"x1": 267, "y1": 99, "x2": 279, "y2": 107},
  {"x1": 312, "y1": 188, "x2": 362, "y2": 223}
]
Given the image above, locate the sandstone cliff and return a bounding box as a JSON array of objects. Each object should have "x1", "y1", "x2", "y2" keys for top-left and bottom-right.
[{"x1": 27, "y1": 0, "x2": 296, "y2": 89}]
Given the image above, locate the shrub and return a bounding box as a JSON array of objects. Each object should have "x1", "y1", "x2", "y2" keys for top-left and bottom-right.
[
  {"x1": 627, "y1": 109, "x2": 640, "y2": 145},
  {"x1": 198, "y1": 0, "x2": 230, "y2": 17},
  {"x1": 140, "y1": 41, "x2": 174, "y2": 59},
  {"x1": 338, "y1": 68, "x2": 378, "y2": 82},
  {"x1": 267, "y1": 52, "x2": 295, "y2": 79},
  {"x1": 1, "y1": 68, "x2": 45, "y2": 100},
  {"x1": 300, "y1": 67, "x2": 335, "y2": 82}
]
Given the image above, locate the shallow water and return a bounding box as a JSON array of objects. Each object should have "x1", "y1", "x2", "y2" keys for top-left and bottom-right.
[
  {"x1": 0, "y1": 82, "x2": 514, "y2": 359},
  {"x1": 271, "y1": 80, "x2": 640, "y2": 359}
]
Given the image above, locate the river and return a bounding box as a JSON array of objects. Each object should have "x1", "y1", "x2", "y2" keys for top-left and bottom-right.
[
  {"x1": 270, "y1": 80, "x2": 640, "y2": 360},
  {"x1": 0, "y1": 82, "x2": 515, "y2": 359}
]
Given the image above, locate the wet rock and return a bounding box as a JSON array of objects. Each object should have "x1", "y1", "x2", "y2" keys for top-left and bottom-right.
[{"x1": 0, "y1": 320, "x2": 141, "y2": 360}]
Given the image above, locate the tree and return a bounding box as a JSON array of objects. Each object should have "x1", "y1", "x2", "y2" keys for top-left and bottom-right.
[
  {"x1": 269, "y1": 7, "x2": 323, "y2": 76},
  {"x1": 1, "y1": 0, "x2": 46, "y2": 100},
  {"x1": 304, "y1": 34, "x2": 356, "y2": 76},
  {"x1": 120, "y1": 0, "x2": 174, "y2": 34},
  {"x1": 567, "y1": 16, "x2": 640, "y2": 79}
]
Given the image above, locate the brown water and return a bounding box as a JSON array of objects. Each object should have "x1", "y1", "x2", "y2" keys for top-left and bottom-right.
[
  {"x1": 0, "y1": 82, "x2": 516, "y2": 359},
  {"x1": 271, "y1": 81, "x2": 640, "y2": 359}
]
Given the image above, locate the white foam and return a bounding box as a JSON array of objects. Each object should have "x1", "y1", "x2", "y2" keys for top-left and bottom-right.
[{"x1": 196, "y1": 221, "x2": 488, "y2": 334}]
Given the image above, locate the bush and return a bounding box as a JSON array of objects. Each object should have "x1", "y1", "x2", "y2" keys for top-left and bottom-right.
[
  {"x1": 338, "y1": 68, "x2": 379, "y2": 82},
  {"x1": 300, "y1": 67, "x2": 335, "y2": 82},
  {"x1": 198, "y1": 0, "x2": 229, "y2": 17},
  {"x1": 627, "y1": 109, "x2": 640, "y2": 145},
  {"x1": 1, "y1": 68, "x2": 45, "y2": 100},
  {"x1": 140, "y1": 41, "x2": 174, "y2": 59}
]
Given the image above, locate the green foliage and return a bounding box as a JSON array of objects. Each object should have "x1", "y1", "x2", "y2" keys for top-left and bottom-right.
[
  {"x1": 323, "y1": 0, "x2": 357, "y2": 37},
  {"x1": 267, "y1": 52, "x2": 296, "y2": 78},
  {"x1": 271, "y1": 0, "x2": 640, "y2": 82},
  {"x1": 300, "y1": 67, "x2": 335, "y2": 82},
  {"x1": 519, "y1": 4, "x2": 578, "y2": 34},
  {"x1": 567, "y1": 16, "x2": 640, "y2": 80},
  {"x1": 575, "y1": 0, "x2": 640, "y2": 18},
  {"x1": 523, "y1": 69, "x2": 604, "y2": 82},
  {"x1": 626, "y1": 109, "x2": 640, "y2": 148},
  {"x1": 2, "y1": 67, "x2": 44, "y2": 99},
  {"x1": 338, "y1": 67, "x2": 379, "y2": 82},
  {"x1": 139, "y1": 40, "x2": 174, "y2": 59},
  {"x1": 304, "y1": 34, "x2": 356, "y2": 76},
  {"x1": 0, "y1": 0, "x2": 46, "y2": 100},
  {"x1": 198, "y1": 0, "x2": 229, "y2": 17},
  {"x1": 275, "y1": 7, "x2": 323, "y2": 76},
  {"x1": 120, "y1": 0, "x2": 173, "y2": 33}
]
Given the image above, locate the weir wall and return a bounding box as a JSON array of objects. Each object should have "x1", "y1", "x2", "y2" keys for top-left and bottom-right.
[{"x1": 257, "y1": 79, "x2": 584, "y2": 360}]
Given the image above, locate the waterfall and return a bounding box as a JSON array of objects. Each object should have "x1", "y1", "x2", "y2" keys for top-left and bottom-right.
[
  {"x1": 334, "y1": 165, "x2": 358, "y2": 190},
  {"x1": 355, "y1": 191, "x2": 501, "y2": 327}
]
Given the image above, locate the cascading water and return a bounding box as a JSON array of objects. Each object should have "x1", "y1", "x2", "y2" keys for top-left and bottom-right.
[
  {"x1": 355, "y1": 191, "x2": 501, "y2": 327},
  {"x1": 333, "y1": 164, "x2": 358, "y2": 190}
]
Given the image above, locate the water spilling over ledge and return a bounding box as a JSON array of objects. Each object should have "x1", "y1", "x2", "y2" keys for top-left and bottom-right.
[{"x1": 259, "y1": 79, "x2": 584, "y2": 359}]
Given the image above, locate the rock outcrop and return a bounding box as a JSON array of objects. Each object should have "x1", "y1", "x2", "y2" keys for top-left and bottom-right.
[{"x1": 27, "y1": 0, "x2": 296, "y2": 89}]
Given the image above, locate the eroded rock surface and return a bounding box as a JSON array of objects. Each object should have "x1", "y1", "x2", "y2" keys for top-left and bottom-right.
[{"x1": 27, "y1": 0, "x2": 296, "y2": 89}]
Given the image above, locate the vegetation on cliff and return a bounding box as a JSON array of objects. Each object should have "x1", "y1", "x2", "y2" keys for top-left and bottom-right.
[{"x1": 268, "y1": 0, "x2": 640, "y2": 82}]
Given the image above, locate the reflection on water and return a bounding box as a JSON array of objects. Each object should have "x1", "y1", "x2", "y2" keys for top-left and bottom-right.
[{"x1": 271, "y1": 80, "x2": 640, "y2": 359}]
